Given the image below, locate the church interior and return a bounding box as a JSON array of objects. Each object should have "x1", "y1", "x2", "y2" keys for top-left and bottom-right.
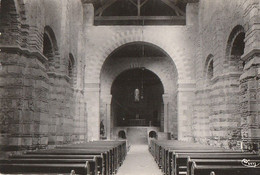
[{"x1": 0, "y1": 0, "x2": 260, "y2": 174}]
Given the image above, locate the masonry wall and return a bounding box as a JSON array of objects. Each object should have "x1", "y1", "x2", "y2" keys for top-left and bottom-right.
[
  {"x1": 194, "y1": 0, "x2": 260, "y2": 150},
  {"x1": 1, "y1": 0, "x2": 259, "y2": 152},
  {"x1": 0, "y1": 0, "x2": 87, "y2": 151},
  {"x1": 84, "y1": 4, "x2": 199, "y2": 140}
]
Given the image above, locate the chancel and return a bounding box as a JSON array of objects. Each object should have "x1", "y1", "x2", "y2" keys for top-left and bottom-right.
[{"x1": 0, "y1": 0, "x2": 260, "y2": 175}]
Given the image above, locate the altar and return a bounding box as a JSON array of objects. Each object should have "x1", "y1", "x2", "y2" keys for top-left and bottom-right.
[{"x1": 128, "y1": 119, "x2": 147, "y2": 126}]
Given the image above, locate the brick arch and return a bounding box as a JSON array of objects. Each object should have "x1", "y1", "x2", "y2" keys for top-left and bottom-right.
[{"x1": 86, "y1": 29, "x2": 185, "y2": 83}]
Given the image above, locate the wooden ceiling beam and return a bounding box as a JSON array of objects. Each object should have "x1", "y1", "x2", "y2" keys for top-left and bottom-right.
[
  {"x1": 95, "y1": 15, "x2": 186, "y2": 21},
  {"x1": 94, "y1": 0, "x2": 118, "y2": 16},
  {"x1": 160, "y1": 0, "x2": 185, "y2": 16}
]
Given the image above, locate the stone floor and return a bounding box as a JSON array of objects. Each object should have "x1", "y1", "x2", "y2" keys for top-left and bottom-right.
[{"x1": 117, "y1": 144, "x2": 163, "y2": 175}]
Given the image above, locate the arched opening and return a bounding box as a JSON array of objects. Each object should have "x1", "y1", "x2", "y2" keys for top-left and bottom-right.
[
  {"x1": 111, "y1": 68, "x2": 164, "y2": 128},
  {"x1": 204, "y1": 54, "x2": 214, "y2": 85},
  {"x1": 68, "y1": 53, "x2": 76, "y2": 86},
  {"x1": 100, "y1": 42, "x2": 178, "y2": 141},
  {"x1": 118, "y1": 130, "x2": 126, "y2": 139},
  {"x1": 226, "y1": 25, "x2": 245, "y2": 72},
  {"x1": 43, "y1": 33, "x2": 53, "y2": 57},
  {"x1": 149, "y1": 131, "x2": 157, "y2": 139},
  {"x1": 43, "y1": 26, "x2": 58, "y2": 72}
]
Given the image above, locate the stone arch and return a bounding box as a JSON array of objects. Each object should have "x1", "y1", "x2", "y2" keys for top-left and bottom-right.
[
  {"x1": 100, "y1": 41, "x2": 178, "y2": 96},
  {"x1": 110, "y1": 67, "x2": 165, "y2": 95},
  {"x1": 148, "y1": 131, "x2": 157, "y2": 138},
  {"x1": 204, "y1": 54, "x2": 214, "y2": 83},
  {"x1": 44, "y1": 26, "x2": 58, "y2": 52},
  {"x1": 118, "y1": 130, "x2": 126, "y2": 139},
  {"x1": 100, "y1": 41, "x2": 179, "y2": 139},
  {"x1": 43, "y1": 26, "x2": 59, "y2": 72},
  {"x1": 225, "y1": 25, "x2": 245, "y2": 77},
  {"x1": 226, "y1": 25, "x2": 245, "y2": 58},
  {"x1": 86, "y1": 29, "x2": 187, "y2": 83},
  {"x1": 86, "y1": 30, "x2": 194, "y2": 141}
]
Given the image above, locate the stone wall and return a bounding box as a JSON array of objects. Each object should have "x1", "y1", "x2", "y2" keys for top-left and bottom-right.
[
  {"x1": 194, "y1": 0, "x2": 260, "y2": 151},
  {"x1": 0, "y1": 0, "x2": 259, "y2": 152},
  {"x1": 0, "y1": 0, "x2": 87, "y2": 151},
  {"x1": 85, "y1": 4, "x2": 198, "y2": 140}
]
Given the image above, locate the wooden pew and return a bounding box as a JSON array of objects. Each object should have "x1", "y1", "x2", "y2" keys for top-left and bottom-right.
[
  {"x1": 56, "y1": 143, "x2": 123, "y2": 173},
  {"x1": 56, "y1": 140, "x2": 127, "y2": 169},
  {"x1": 173, "y1": 152, "x2": 259, "y2": 175},
  {"x1": 163, "y1": 147, "x2": 241, "y2": 174},
  {"x1": 149, "y1": 140, "x2": 259, "y2": 175},
  {"x1": 165, "y1": 149, "x2": 244, "y2": 175},
  {"x1": 150, "y1": 140, "x2": 230, "y2": 175},
  {"x1": 187, "y1": 158, "x2": 260, "y2": 175},
  {"x1": 53, "y1": 142, "x2": 126, "y2": 174},
  {"x1": 167, "y1": 150, "x2": 254, "y2": 175},
  {"x1": 0, "y1": 161, "x2": 90, "y2": 175},
  {"x1": 191, "y1": 161, "x2": 260, "y2": 175},
  {"x1": 25, "y1": 148, "x2": 111, "y2": 175},
  {"x1": 0, "y1": 157, "x2": 99, "y2": 175},
  {"x1": 1, "y1": 141, "x2": 126, "y2": 175}
]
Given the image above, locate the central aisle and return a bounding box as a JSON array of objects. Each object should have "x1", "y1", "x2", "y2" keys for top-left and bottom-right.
[{"x1": 117, "y1": 144, "x2": 163, "y2": 175}]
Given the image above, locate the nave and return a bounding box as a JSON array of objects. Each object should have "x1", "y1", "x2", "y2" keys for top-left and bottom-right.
[{"x1": 117, "y1": 145, "x2": 163, "y2": 175}]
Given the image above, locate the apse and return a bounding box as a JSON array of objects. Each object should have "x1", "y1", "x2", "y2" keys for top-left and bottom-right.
[{"x1": 111, "y1": 68, "x2": 164, "y2": 127}]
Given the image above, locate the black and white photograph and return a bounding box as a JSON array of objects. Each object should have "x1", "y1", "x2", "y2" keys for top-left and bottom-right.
[{"x1": 0, "y1": 0, "x2": 260, "y2": 174}]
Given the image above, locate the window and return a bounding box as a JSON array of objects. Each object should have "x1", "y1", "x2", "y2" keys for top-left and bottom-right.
[{"x1": 204, "y1": 54, "x2": 214, "y2": 83}]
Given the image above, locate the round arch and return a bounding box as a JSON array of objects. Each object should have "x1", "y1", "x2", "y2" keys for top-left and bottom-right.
[
  {"x1": 204, "y1": 54, "x2": 214, "y2": 83},
  {"x1": 110, "y1": 67, "x2": 165, "y2": 95},
  {"x1": 85, "y1": 29, "x2": 189, "y2": 83},
  {"x1": 100, "y1": 41, "x2": 178, "y2": 96},
  {"x1": 100, "y1": 41, "x2": 179, "y2": 140},
  {"x1": 44, "y1": 26, "x2": 59, "y2": 52},
  {"x1": 43, "y1": 26, "x2": 59, "y2": 72},
  {"x1": 225, "y1": 25, "x2": 245, "y2": 58}
]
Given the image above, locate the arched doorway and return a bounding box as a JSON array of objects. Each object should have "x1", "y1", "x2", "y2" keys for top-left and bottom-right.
[
  {"x1": 118, "y1": 130, "x2": 127, "y2": 139},
  {"x1": 111, "y1": 68, "x2": 164, "y2": 128},
  {"x1": 100, "y1": 42, "x2": 178, "y2": 140},
  {"x1": 149, "y1": 131, "x2": 157, "y2": 139}
]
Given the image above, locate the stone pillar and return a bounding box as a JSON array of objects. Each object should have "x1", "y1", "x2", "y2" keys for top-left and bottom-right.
[
  {"x1": 85, "y1": 83, "x2": 100, "y2": 141},
  {"x1": 240, "y1": 51, "x2": 260, "y2": 151},
  {"x1": 162, "y1": 94, "x2": 170, "y2": 132},
  {"x1": 177, "y1": 82, "x2": 195, "y2": 141},
  {"x1": 104, "y1": 95, "x2": 112, "y2": 140},
  {"x1": 83, "y1": 3, "x2": 94, "y2": 27}
]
